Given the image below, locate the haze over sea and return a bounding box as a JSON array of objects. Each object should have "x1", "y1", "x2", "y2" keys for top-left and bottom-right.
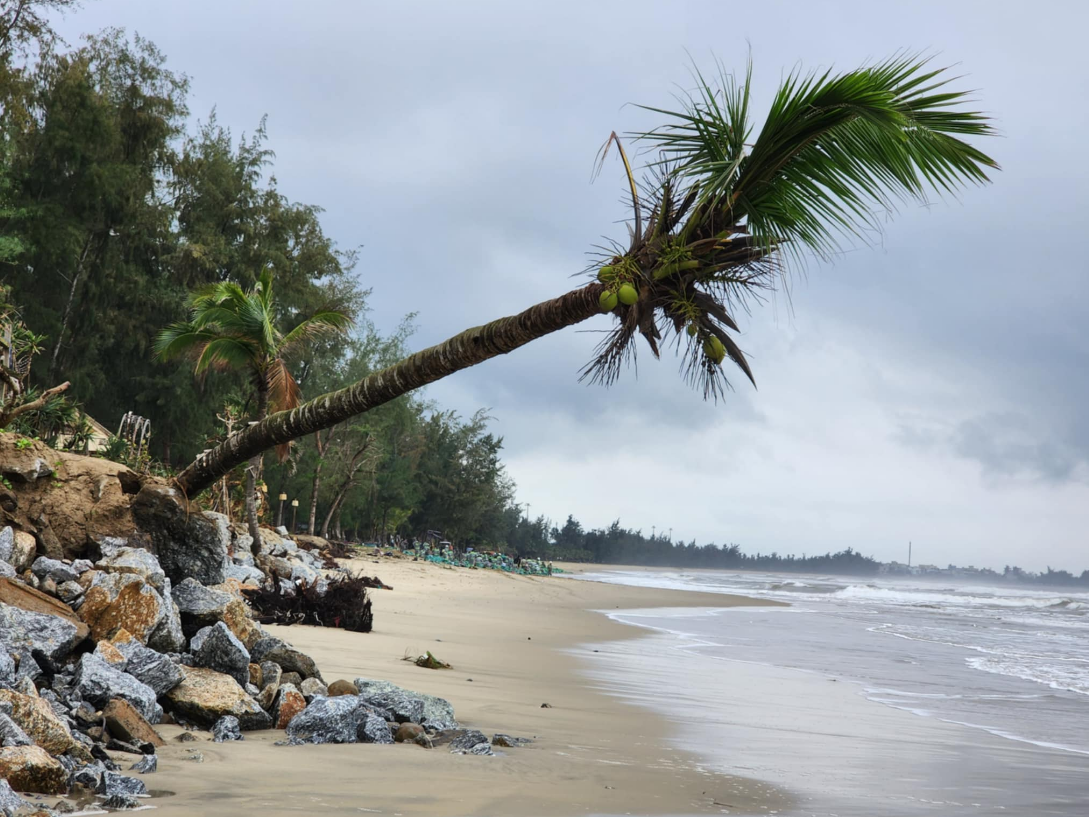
[{"x1": 572, "y1": 569, "x2": 1089, "y2": 816}]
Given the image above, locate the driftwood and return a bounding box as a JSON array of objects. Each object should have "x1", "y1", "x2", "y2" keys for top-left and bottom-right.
[{"x1": 245, "y1": 573, "x2": 377, "y2": 633}]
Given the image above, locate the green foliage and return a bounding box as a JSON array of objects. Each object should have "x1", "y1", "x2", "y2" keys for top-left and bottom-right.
[{"x1": 13, "y1": 436, "x2": 32, "y2": 449}]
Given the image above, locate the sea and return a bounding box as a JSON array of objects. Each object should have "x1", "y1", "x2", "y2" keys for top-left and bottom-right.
[{"x1": 571, "y1": 569, "x2": 1089, "y2": 817}]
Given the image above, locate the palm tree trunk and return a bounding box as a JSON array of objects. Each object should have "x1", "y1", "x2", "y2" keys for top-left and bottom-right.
[
  {"x1": 245, "y1": 381, "x2": 269, "y2": 557},
  {"x1": 177, "y1": 283, "x2": 604, "y2": 497}
]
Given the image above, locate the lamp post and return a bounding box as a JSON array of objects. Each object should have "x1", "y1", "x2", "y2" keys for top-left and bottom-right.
[
  {"x1": 290, "y1": 499, "x2": 299, "y2": 533},
  {"x1": 277, "y1": 493, "x2": 287, "y2": 527}
]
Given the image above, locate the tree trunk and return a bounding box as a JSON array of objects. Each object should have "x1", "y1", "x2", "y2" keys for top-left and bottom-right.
[
  {"x1": 245, "y1": 380, "x2": 269, "y2": 557},
  {"x1": 319, "y1": 438, "x2": 372, "y2": 540},
  {"x1": 177, "y1": 283, "x2": 604, "y2": 496},
  {"x1": 308, "y1": 428, "x2": 332, "y2": 535},
  {"x1": 50, "y1": 234, "x2": 94, "y2": 381}
]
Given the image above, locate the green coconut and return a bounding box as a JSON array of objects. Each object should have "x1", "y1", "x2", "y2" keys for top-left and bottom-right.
[
  {"x1": 687, "y1": 322, "x2": 698, "y2": 337},
  {"x1": 703, "y1": 336, "x2": 726, "y2": 364},
  {"x1": 617, "y1": 283, "x2": 638, "y2": 305},
  {"x1": 597, "y1": 265, "x2": 614, "y2": 283},
  {"x1": 599, "y1": 290, "x2": 619, "y2": 312}
]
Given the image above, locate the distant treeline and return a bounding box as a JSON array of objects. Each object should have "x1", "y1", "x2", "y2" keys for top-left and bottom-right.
[{"x1": 503, "y1": 515, "x2": 883, "y2": 575}]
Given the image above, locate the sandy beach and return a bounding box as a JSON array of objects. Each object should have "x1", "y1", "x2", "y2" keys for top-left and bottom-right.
[{"x1": 145, "y1": 558, "x2": 790, "y2": 816}]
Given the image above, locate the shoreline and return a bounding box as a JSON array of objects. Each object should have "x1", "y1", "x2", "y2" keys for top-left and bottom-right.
[{"x1": 149, "y1": 558, "x2": 791, "y2": 816}]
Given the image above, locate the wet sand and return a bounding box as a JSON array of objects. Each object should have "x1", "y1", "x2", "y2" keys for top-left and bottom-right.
[{"x1": 148, "y1": 558, "x2": 790, "y2": 816}]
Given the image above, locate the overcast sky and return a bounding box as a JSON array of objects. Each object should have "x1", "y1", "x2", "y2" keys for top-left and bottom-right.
[{"x1": 56, "y1": 1, "x2": 1089, "y2": 571}]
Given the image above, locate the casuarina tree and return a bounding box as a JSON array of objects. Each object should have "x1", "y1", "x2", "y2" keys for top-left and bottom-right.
[
  {"x1": 172, "y1": 54, "x2": 998, "y2": 498},
  {"x1": 154, "y1": 268, "x2": 352, "y2": 552}
]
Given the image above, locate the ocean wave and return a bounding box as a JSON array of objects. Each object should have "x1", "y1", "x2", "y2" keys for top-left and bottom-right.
[
  {"x1": 831, "y1": 584, "x2": 1088, "y2": 611},
  {"x1": 966, "y1": 656, "x2": 1089, "y2": 696}
]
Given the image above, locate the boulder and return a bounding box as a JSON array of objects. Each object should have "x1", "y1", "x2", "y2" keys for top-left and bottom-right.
[
  {"x1": 0, "y1": 561, "x2": 13, "y2": 580},
  {"x1": 170, "y1": 578, "x2": 232, "y2": 635},
  {"x1": 102, "y1": 699, "x2": 164, "y2": 748},
  {"x1": 0, "y1": 689, "x2": 84, "y2": 757},
  {"x1": 55, "y1": 581, "x2": 83, "y2": 604},
  {"x1": 146, "y1": 577, "x2": 185, "y2": 654},
  {"x1": 248, "y1": 664, "x2": 262, "y2": 688},
  {"x1": 130, "y1": 485, "x2": 228, "y2": 586},
  {"x1": 77, "y1": 573, "x2": 166, "y2": 643},
  {"x1": 95, "y1": 547, "x2": 165, "y2": 592},
  {"x1": 448, "y1": 729, "x2": 494, "y2": 756},
  {"x1": 394, "y1": 723, "x2": 428, "y2": 745},
  {"x1": 251, "y1": 638, "x2": 322, "y2": 681},
  {"x1": 192, "y1": 622, "x2": 250, "y2": 687},
  {"x1": 129, "y1": 754, "x2": 157, "y2": 774},
  {"x1": 284, "y1": 695, "x2": 390, "y2": 745},
  {"x1": 73, "y1": 654, "x2": 161, "y2": 724},
  {"x1": 0, "y1": 528, "x2": 12, "y2": 564},
  {"x1": 259, "y1": 661, "x2": 282, "y2": 691},
  {"x1": 162, "y1": 667, "x2": 270, "y2": 730},
  {"x1": 326, "y1": 679, "x2": 358, "y2": 697},
  {"x1": 280, "y1": 672, "x2": 303, "y2": 689},
  {"x1": 0, "y1": 582, "x2": 89, "y2": 663},
  {"x1": 96, "y1": 770, "x2": 148, "y2": 797},
  {"x1": 491, "y1": 733, "x2": 531, "y2": 748},
  {"x1": 354, "y1": 679, "x2": 457, "y2": 731},
  {"x1": 225, "y1": 562, "x2": 265, "y2": 586},
  {"x1": 211, "y1": 715, "x2": 243, "y2": 743},
  {"x1": 0, "y1": 651, "x2": 13, "y2": 688},
  {"x1": 101, "y1": 792, "x2": 142, "y2": 809},
  {"x1": 8, "y1": 532, "x2": 36, "y2": 574},
  {"x1": 365, "y1": 692, "x2": 424, "y2": 725},
  {"x1": 115, "y1": 637, "x2": 185, "y2": 697},
  {"x1": 0, "y1": 779, "x2": 28, "y2": 815},
  {"x1": 0, "y1": 745, "x2": 67, "y2": 794},
  {"x1": 0, "y1": 712, "x2": 32, "y2": 747},
  {"x1": 30, "y1": 557, "x2": 79, "y2": 584},
  {"x1": 298, "y1": 678, "x2": 327, "y2": 700},
  {"x1": 271, "y1": 684, "x2": 306, "y2": 730},
  {"x1": 219, "y1": 598, "x2": 261, "y2": 650}
]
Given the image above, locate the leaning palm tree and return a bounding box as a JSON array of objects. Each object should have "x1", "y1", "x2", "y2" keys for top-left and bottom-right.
[
  {"x1": 173, "y1": 54, "x2": 998, "y2": 498},
  {"x1": 154, "y1": 268, "x2": 352, "y2": 553}
]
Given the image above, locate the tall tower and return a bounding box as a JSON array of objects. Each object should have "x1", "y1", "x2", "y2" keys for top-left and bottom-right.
[{"x1": 908, "y1": 541, "x2": 912, "y2": 568}]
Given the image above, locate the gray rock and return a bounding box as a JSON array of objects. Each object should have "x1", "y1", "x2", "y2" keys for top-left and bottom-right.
[
  {"x1": 0, "y1": 561, "x2": 14, "y2": 580},
  {"x1": 147, "y1": 577, "x2": 186, "y2": 654},
  {"x1": 73, "y1": 653, "x2": 162, "y2": 724},
  {"x1": 0, "y1": 651, "x2": 14, "y2": 688},
  {"x1": 0, "y1": 602, "x2": 87, "y2": 663},
  {"x1": 68, "y1": 761, "x2": 106, "y2": 789},
  {"x1": 0, "y1": 527, "x2": 12, "y2": 565},
  {"x1": 97, "y1": 770, "x2": 148, "y2": 797},
  {"x1": 129, "y1": 754, "x2": 157, "y2": 774},
  {"x1": 225, "y1": 562, "x2": 265, "y2": 585},
  {"x1": 284, "y1": 696, "x2": 386, "y2": 745},
  {"x1": 298, "y1": 677, "x2": 327, "y2": 700},
  {"x1": 30, "y1": 556, "x2": 79, "y2": 584},
  {"x1": 212, "y1": 715, "x2": 243, "y2": 743},
  {"x1": 115, "y1": 639, "x2": 186, "y2": 697},
  {"x1": 357, "y1": 709, "x2": 394, "y2": 744},
  {"x1": 491, "y1": 733, "x2": 531, "y2": 748},
  {"x1": 354, "y1": 678, "x2": 458, "y2": 731},
  {"x1": 449, "y1": 729, "x2": 494, "y2": 755},
  {"x1": 365, "y1": 691, "x2": 424, "y2": 725},
  {"x1": 95, "y1": 536, "x2": 128, "y2": 559},
  {"x1": 55, "y1": 580, "x2": 84, "y2": 603},
  {"x1": 101, "y1": 793, "x2": 143, "y2": 810},
  {"x1": 259, "y1": 661, "x2": 282, "y2": 691},
  {"x1": 193, "y1": 622, "x2": 250, "y2": 687},
  {"x1": 130, "y1": 485, "x2": 229, "y2": 586},
  {"x1": 0, "y1": 778, "x2": 28, "y2": 816},
  {"x1": 95, "y1": 547, "x2": 166, "y2": 591},
  {"x1": 171, "y1": 578, "x2": 232, "y2": 632},
  {"x1": 251, "y1": 638, "x2": 322, "y2": 681},
  {"x1": 71, "y1": 559, "x2": 94, "y2": 574},
  {"x1": 0, "y1": 712, "x2": 32, "y2": 747}
]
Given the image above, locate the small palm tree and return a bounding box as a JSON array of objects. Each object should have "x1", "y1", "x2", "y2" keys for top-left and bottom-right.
[
  {"x1": 155, "y1": 268, "x2": 352, "y2": 552},
  {"x1": 174, "y1": 54, "x2": 998, "y2": 498}
]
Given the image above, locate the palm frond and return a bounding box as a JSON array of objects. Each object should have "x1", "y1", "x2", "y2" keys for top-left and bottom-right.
[
  {"x1": 279, "y1": 310, "x2": 354, "y2": 359},
  {"x1": 193, "y1": 336, "x2": 260, "y2": 374}
]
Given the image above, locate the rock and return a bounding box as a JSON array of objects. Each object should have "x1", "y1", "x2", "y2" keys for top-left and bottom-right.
[
  {"x1": 357, "y1": 709, "x2": 394, "y2": 744},
  {"x1": 354, "y1": 679, "x2": 457, "y2": 731},
  {"x1": 448, "y1": 729, "x2": 493, "y2": 756},
  {"x1": 298, "y1": 678, "x2": 327, "y2": 700},
  {"x1": 130, "y1": 485, "x2": 228, "y2": 586},
  {"x1": 97, "y1": 770, "x2": 148, "y2": 797},
  {"x1": 106, "y1": 737, "x2": 153, "y2": 755},
  {"x1": 212, "y1": 715, "x2": 243, "y2": 743},
  {"x1": 251, "y1": 638, "x2": 322, "y2": 681},
  {"x1": 0, "y1": 689, "x2": 85, "y2": 757},
  {"x1": 30, "y1": 557, "x2": 79, "y2": 584},
  {"x1": 113, "y1": 638, "x2": 185, "y2": 697},
  {"x1": 54, "y1": 799, "x2": 77, "y2": 814},
  {"x1": 171, "y1": 578, "x2": 232, "y2": 635},
  {"x1": 73, "y1": 654, "x2": 161, "y2": 724},
  {"x1": 394, "y1": 722, "x2": 426, "y2": 744},
  {"x1": 491, "y1": 734, "x2": 531, "y2": 748},
  {"x1": 225, "y1": 562, "x2": 265, "y2": 586},
  {"x1": 193, "y1": 622, "x2": 250, "y2": 687},
  {"x1": 365, "y1": 692, "x2": 424, "y2": 725},
  {"x1": 0, "y1": 562, "x2": 14, "y2": 580},
  {"x1": 55, "y1": 581, "x2": 83, "y2": 604},
  {"x1": 0, "y1": 579, "x2": 89, "y2": 661},
  {"x1": 326, "y1": 679, "x2": 358, "y2": 697},
  {"x1": 163, "y1": 666, "x2": 270, "y2": 730},
  {"x1": 8, "y1": 532, "x2": 36, "y2": 574},
  {"x1": 182, "y1": 750, "x2": 203, "y2": 763},
  {"x1": 259, "y1": 661, "x2": 281, "y2": 691},
  {"x1": 271, "y1": 684, "x2": 305, "y2": 729},
  {"x1": 284, "y1": 696, "x2": 386, "y2": 745},
  {"x1": 94, "y1": 640, "x2": 127, "y2": 666},
  {"x1": 77, "y1": 573, "x2": 166, "y2": 643},
  {"x1": 0, "y1": 779, "x2": 28, "y2": 815},
  {"x1": 102, "y1": 699, "x2": 164, "y2": 748},
  {"x1": 279, "y1": 671, "x2": 302, "y2": 689},
  {"x1": 68, "y1": 760, "x2": 106, "y2": 789},
  {"x1": 146, "y1": 577, "x2": 186, "y2": 654},
  {"x1": 0, "y1": 528, "x2": 12, "y2": 564},
  {"x1": 247, "y1": 663, "x2": 262, "y2": 688},
  {"x1": 174, "y1": 732, "x2": 197, "y2": 742},
  {"x1": 101, "y1": 792, "x2": 142, "y2": 809},
  {"x1": 219, "y1": 598, "x2": 261, "y2": 650},
  {"x1": 71, "y1": 558, "x2": 94, "y2": 574},
  {"x1": 129, "y1": 754, "x2": 157, "y2": 774},
  {"x1": 95, "y1": 547, "x2": 165, "y2": 592},
  {"x1": 0, "y1": 712, "x2": 32, "y2": 747},
  {"x1": 0, "y1": 745, "x2": 67, "y2": 793}
]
